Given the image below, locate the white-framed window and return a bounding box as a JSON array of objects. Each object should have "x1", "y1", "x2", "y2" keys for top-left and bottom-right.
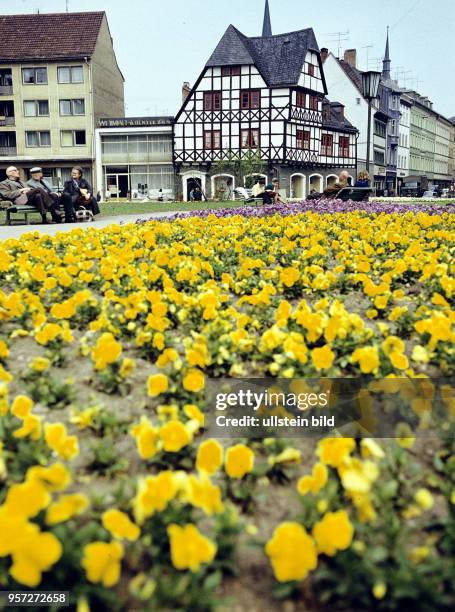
[
  {"x1": 23, "y1": 100, "x2": 49, "y2": 117},
  {"x1": 25, "y1": 130, "x2": 51, "y2": 147},
  {"x1": 22, "y1": 67, "x2": 47, "y2": 84},
  {"x1": 57, "y1": 66, "x2": 84, "y2": 84},
  {"x1": 61, "y1": 130, "x2": 86, "y2": 146},
  {"x1": 59, "y1": 99, "x2": 85, "y2": 116}
]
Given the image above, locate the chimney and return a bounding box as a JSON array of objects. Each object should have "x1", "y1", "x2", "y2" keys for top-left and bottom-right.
[
  {"x1": 320, "y1": 48, "x2": 329, "y2": 63},
  {"x1": 331, "y1": 102, "x2": 345, "y2": 123},
  {"x1": 343, "y1": 49, "x2": 357, "y2": 68},
  {"x1": 182, "y1": 81, "x2": 191, "y2": 102}
]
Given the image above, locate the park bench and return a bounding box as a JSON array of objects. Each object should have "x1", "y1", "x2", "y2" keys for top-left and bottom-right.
[
  {"x1": 0, "y1": 198, "x2": 38, "y2": 225},
  {"x1": 234, "y1": 187, "x2": 265, "y2": 205},
  {"x1": 332, "y1": 187, "x2": 372, "y2": 202}
]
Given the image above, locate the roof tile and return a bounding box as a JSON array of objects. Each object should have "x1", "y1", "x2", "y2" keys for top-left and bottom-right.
[{"x1": 0, "y1": 11, "x2": 104, "y2": 61}]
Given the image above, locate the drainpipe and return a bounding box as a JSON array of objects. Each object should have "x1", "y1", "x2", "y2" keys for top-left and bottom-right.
[{"x1": 85, "y1": 56, "x2": 96, "y2": 188}]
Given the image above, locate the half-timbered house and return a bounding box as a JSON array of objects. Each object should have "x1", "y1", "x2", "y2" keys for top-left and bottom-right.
[{"x1": 173, "y1": 2, "x2": 358, "y2": 200}]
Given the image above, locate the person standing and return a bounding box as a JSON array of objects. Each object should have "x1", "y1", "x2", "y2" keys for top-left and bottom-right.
[{"x1": 0, "y1": 166, "x2": 61, "y2": 223}]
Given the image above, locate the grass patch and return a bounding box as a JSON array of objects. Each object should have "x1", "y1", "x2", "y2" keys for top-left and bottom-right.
[{"x1": 97, "y1": 199, "x2": 247, "y2": 218}]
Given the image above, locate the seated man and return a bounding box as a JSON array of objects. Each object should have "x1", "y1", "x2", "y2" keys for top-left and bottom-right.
[
  {"x1": 0, "y1": 165, "x2": 61, "y2": 223},
  {"x1": 322, "y1": 170, "x2": 350, "y2": 199},
  {"x1": 61, "y1": 166, "x2": 100, "y2": 222},
  {"x1": 27, "y1": 167, "x2": 61, "y2": 212}
]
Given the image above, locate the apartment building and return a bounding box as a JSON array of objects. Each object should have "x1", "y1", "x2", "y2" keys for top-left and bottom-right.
[
  {"x1": 0, "y1": 11, "x2": 124, "y2": 186},
  {"x1": 405, "y1": 91, "x2": 454, "y2": 190}
]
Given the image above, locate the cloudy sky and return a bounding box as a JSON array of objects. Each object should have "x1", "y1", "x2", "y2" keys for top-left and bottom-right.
[{"x1": 4, "y1": 0, "x2": 455, "y2": 118}]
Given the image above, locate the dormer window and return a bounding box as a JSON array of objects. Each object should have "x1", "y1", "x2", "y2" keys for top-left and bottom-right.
[{"x1": 307, "y1": 63, "x2": 316, "y2": 76}]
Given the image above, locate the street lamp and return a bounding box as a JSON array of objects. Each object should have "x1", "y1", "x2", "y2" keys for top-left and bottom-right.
[{"x1": 362, "y1": 70, "x2": 381, "y2": 174}]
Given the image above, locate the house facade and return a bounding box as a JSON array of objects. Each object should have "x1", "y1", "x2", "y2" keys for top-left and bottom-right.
[
  {"x1": 322, "y1": 49, "x2": 389, "y2": 193},
  {"x1": 0, "y1": 11, "x2": 124, "y2": 186},
  {"x1": 397, "y1": 95, "x2": 411, "y2": 186},
  {"x1": 173, "y1": 6, "x2": 357, "y2": 201}
]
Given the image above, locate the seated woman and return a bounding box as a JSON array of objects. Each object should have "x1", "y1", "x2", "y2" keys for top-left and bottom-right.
[
  {"x1": 259, "y1": 184, "x2": 285, "y2": 205},
  {"x1": 354, "y1": 170, "x2": 370, "y2": 187},
  {"x1": 61, "y1": 166, "x2": 100, "y2": 222}
]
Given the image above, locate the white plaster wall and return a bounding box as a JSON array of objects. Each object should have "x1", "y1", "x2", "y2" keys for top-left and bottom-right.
[{"x1": 323, "y1": 53, "x2": 373, "y2": 164}]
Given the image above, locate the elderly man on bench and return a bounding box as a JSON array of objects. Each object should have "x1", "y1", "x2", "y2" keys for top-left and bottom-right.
[
  {"x1": 0, "y1": 166, "x2": 62, "y2": 224},
  {"x1": 307, "y1": 170, "x2": 371, "y2": 202}
]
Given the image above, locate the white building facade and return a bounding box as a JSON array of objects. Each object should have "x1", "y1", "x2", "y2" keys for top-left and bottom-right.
[
  {"x1": 397, "y1": 96, "x2": 411, "y2": 183},
  {"x1": 322, "y1": 49, "x2": 388, "y2": 193}
]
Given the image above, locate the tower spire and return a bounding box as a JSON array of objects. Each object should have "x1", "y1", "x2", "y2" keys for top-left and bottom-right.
[
  {"x1": 262, "y1": 0, "x2": 272, "y2": 37},
  {"x1": 382, "y1": 26, "x2": 391, "y2": 80}
]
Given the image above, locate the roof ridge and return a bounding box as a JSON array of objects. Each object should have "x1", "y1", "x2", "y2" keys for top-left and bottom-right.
[
  {"x1": 248, "y1": 26, "x2": 315, "y2": 41},
  {"x1": 0, "y1": 11, "x2": 105, "y2": 16}
]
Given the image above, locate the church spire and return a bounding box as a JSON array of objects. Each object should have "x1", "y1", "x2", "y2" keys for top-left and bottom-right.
[
  {"x1": 382, "y1": 26, "x2": 391, "y2": 80},
  {"x1": 262, "y1": 0, "x2": 272, "y2": 37}
]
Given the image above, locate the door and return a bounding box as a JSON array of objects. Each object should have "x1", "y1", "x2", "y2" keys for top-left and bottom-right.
[{"x1": 105, "y1": 174, "x2": 130, "y2": 199}]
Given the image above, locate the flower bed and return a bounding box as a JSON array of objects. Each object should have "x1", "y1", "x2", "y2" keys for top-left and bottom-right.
[
  {"x1": 0, "y1": 210, "x2": 454, "y2": 610},
  {"x1": 136, "y1": 198, "x2": 455, "y2": 223}
]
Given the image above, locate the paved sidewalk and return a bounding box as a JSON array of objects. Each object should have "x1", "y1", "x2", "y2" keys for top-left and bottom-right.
[{"x1": 0, "y1": 211, "x2": 180, "y2": 241}]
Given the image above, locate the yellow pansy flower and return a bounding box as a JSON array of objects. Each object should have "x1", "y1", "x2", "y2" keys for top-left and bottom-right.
[
  {"x1": 312, "y1": 510, "x2": 354, "y2": 556},
  {"x1": 102, "y1": 509, "x2": 140, "y2": 541},
  {"x1": 82, "y1": 541, "x2": 123, "y2": 587},
  {"x1": 225, "y1": 444, "x2": 254, "y2": 479},
  {"x1": 265, "y1": 522, "x2": 317, "y2": 582},
  {"x1": 167, "y1": 523, "x2": 216, "y2": 572}
]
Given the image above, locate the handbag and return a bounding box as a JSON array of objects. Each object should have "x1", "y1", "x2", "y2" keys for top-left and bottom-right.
[{"x1": 14, "y1": 193, "x2": 28, "y2": 205}]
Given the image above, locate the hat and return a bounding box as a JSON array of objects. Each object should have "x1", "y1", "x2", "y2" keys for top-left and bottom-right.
[{"x1": 30, "y1": 167, "x2": 42, "y2": 173}]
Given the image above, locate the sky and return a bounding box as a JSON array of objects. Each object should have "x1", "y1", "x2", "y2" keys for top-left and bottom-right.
[{"x1": 2, "y1": 0, "x2": 455, "y2": 118}]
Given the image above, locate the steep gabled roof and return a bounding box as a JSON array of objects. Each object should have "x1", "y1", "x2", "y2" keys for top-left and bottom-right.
[
  {"x1": 337, "y1": 58, "x2": 363, "y2": 94},
  {"x1": 206, "y1": 25, "x2": 255, "y2": 67},
  {"x1": 0, "y1": 11, "x2": 105, "y2": 61},
  {"x1": 206, "y1": 25, "x2": 320, "y2": 87}
]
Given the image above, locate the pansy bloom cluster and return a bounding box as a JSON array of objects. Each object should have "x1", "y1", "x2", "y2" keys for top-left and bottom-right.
[{"x1": 0, "y1": 209, "x2": 454, "y2": 610}]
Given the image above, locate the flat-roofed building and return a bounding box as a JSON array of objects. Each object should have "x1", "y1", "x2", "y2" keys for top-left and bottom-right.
[{"x1": 95, "y1": 117, "x2": 176, "y2": 200}]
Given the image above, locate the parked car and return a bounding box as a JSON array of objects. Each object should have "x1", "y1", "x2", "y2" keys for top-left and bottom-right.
[{"x1": 421, "y1": 189, "x2": 439, "y2": 199}]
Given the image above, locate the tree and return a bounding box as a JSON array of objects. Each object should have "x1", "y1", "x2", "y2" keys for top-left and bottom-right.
[{"x1": 213, "y1": 148, "x2": 267, "y2": 188}]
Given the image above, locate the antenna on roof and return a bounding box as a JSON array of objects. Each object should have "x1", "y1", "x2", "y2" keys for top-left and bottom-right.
[
  {"x1": 367, "y1": 57, "x2": 382, "y2": 71},
  {"x1": 360, "y1": 45, "x2": 373, "y2": 70},
  {"x1": 66, "y1": 0, "x2": 69, "y2": 13},
  {"x1": 321, "y1": 31, "x2": 349, "y2": 58}
]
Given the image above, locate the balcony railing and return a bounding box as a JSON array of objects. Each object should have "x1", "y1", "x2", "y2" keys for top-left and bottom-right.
[
  {"x1": 389, "y1": 135, "x2": 399, "y2": 147},
  {"x1": 0, "y1": 117, "x2": 15, "y2": 126},
  {"x1": 0, "y1": 85, "x2": 13, "y2": 95},
  {"x1": 0, "y1": 146, "x2": 17, "y2": 156}
]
